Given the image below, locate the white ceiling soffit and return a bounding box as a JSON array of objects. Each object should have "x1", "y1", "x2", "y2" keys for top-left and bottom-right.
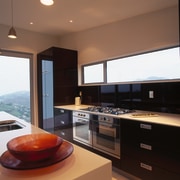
[{"x1": 0, "y1": 0, "x2": 178, "y2": 37}]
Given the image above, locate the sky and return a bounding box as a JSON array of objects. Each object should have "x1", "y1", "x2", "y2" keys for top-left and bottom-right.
[{"x1": 0, "y1": 56, "x2": 30, "y2": 96}]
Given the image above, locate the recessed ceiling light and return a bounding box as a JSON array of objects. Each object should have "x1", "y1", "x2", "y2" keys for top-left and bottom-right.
[
  {"x1": 40, "y1": 0, "x2": 54, "y2": 6},
  {"x1": 30, "y1": 22, "x2": 34, "y2": 25},
  {"x1": 69, "y1": 20, "x2": 73, "y2": 23}
]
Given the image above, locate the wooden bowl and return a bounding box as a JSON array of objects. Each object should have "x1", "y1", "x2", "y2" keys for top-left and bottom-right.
[{"x1": 7, "y1": 133, "x2": 63, "y2": 162}]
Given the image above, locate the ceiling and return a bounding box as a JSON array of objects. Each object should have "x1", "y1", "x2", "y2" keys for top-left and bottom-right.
[{"x1": 0, "y1": 0, "x2": 178, "y2": 37}]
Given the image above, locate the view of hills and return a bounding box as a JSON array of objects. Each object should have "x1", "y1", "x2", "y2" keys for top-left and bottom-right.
[{"x1": 0, "y1": 91, "x2": 30, "y2": 122}]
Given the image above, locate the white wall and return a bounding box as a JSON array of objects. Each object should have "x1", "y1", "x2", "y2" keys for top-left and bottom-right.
[
  {"x1": 0, "y1": 24, "x2": 59, "y2": 53},
  {"x1": 58, "y1": 6, "x2": 179, "y2": 84}
]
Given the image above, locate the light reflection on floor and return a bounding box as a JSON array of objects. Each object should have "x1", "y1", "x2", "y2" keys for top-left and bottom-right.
[{"x1": 112, "y1": 167, "x2": 141, "y2": 180}]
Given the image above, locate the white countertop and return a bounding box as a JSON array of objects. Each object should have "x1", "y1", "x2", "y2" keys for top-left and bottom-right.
[
  {"x1": 0, "y1": 111, "x2": 112, "y2": 180},
  {"x1": 55, "y1": 104, "x2": 180, "y2": 127}
]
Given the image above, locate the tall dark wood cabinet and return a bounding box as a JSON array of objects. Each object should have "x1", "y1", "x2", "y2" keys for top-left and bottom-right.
[{"x1": 37, "y1": 47, "x2": 78, "y2": 130}]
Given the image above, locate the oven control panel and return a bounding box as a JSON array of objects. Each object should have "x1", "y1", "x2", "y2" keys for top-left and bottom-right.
[
  {"x1": 98, "y1": 115, "x2": 114, "y2": 127},
  {"x1": 98, "y1": 116, "x2": 113, "y2": 123},
  {"x1": 73, "y1": 111, "x2": 90, "y2": 119}
]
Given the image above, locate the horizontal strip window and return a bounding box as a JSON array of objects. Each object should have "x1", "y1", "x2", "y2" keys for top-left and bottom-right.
[{"x1": 81, "y1": 46, "x2": 180, "y2": 85}]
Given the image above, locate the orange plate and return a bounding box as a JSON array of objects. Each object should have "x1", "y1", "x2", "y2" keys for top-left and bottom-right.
[{"x1": 0, "y1": 141, "x2": 73, "y2": 170}]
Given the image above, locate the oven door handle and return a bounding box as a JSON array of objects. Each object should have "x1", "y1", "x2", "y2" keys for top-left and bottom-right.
[{"x1": 76, "y1": 119, "x2": 88, "y2": 124}]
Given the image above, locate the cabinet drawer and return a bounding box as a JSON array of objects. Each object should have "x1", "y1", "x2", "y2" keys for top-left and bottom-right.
[
  {"x1": 54, "y1": 128, "x2": 73, "y2": 141},
  {"x1": 121, "y1": 120, "x2": 180, "y2": 155},
  {"x1": 54, "y1": 108, "x2": 72, "y2": 128},
  {"x1": 121, "y1": 155, "x2": 180, "y2": 180},
  {"x1": 122, "y1": 144, "x2": 180, "y2": 174}
]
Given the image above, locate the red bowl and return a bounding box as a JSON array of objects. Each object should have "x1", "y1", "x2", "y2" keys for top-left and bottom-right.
[{"x1": 7, "y1": 133, "x2": 63, "y2": 162}]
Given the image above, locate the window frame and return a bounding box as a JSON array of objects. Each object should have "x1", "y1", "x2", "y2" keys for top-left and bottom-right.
[{"x1": 82, "y1": 62, "x2": 106, "y2": 84}]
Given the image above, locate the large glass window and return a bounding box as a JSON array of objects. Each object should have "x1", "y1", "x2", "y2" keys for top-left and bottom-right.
[
  {"x1": 0, "y1": 50, "x2": 33, "y2": 123},
  {"x1": 107, "y1": 46, "x2": 180, "y2": 83}
]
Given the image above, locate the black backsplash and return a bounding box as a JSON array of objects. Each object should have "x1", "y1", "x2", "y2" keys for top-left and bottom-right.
[{"x1": 78, "y1": 82, "x2": 180, "y2": 114}]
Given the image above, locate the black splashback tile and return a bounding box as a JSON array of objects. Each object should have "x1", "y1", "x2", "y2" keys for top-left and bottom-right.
[
  {"x1": 117, "y1": 84, "x2": 131, "y2": 109},
  {"x1": 78, "y1": 82, "x2": 180, "y2": 114},
  {"x1": 100, "y1": 85, "x2": 116, "y2": 107},
  {"x1": 78, "y1": 86, "x2": 100, "y2": 105}
]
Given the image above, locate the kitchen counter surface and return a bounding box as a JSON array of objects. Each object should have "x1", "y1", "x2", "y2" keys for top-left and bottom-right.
[
  {"x1": 0, "y1": 111, "x2": 112, "y2": 180},
  {"x1": 55, "y1": 104, "x2": 180, "y2": 127}
]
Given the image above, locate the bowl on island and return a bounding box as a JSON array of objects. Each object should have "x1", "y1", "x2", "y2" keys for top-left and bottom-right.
[{"x1": 7, "y1": 133, "x2": 63, "y2": 162}]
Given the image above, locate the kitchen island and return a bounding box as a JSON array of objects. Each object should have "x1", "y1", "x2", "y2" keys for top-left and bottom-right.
[{"x1": 0, "y1": 111, "x2": 112, "y2": 180}]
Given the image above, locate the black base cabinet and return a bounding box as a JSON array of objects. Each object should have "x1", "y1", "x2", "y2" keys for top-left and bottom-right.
[
  {"x1": 121, "y1": 119, "x2": 180, "y2": 180},
  {"x1": 54, "y1": 108, "x2": 73, "y2": 142},
  {"x1": 121, "y1": 155, "x2": 180, "y2": 180}
]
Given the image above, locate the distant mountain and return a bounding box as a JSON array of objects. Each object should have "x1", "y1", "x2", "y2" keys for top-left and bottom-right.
[{"x1": 0, "y1": 91, "x2": 30, "y2": 107}]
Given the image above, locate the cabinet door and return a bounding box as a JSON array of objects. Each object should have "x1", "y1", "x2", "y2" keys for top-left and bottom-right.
[
  {"x1": 150, "y1": 123, "x2": 180, "y2": 173},
  {"x1": 42, "y1": 60, "x2": 54, "y2": 130},
  {"x1": 53, "y1": 47, "x2": 78, "y2": 105}
]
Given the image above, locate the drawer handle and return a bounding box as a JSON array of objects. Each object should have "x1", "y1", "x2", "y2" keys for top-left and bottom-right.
[
  {"x1": 140, "y1": 162, "x2": 152, "y2": 171},
  {"x1": 140, "y1": 123, "x2": 152, "y2": 130},
  {"x1": 60, "y1": 109, "x2": 65, "y2": 113},
  {"x1": 140, "y1": 143, "x2": 152, "y2": 151},
  {"x1": 60, "y1": 131, "x2": 65, "y2": 136},
  {"x1": 61, "y1": 121, "x2": 65, "y2": 124}
]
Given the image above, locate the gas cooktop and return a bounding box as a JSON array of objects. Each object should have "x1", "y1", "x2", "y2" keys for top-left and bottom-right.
[{"x1": 81, "y1": 106, "x2": 134, "y2": 115}]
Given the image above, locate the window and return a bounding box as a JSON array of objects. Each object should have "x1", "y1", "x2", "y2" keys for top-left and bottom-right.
[
  {"x1": 107, "y1": 46, "x2": 180, "y2": 83},
  {"x1": 81, "y1": 46, "x2": 180, "y2": 85},
  {"x1": 0, "y1": 50, "x2": 33, "y2": 123},
  {"x1": 82, "y1": 63, "x2": 105, "y2": 84}
]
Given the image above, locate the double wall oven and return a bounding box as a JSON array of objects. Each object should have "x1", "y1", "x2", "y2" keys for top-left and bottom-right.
[
  {"x1": 73, "y1": 106, "x2": 130, "y2": 159},
  {"x1": 91, "y1": 114, "x2": 120, "y2": 158}
]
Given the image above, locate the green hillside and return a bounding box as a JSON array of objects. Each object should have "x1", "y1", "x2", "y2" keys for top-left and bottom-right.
[{"x1": 0, "y1": 91, "x2": 30, "y2": 122}]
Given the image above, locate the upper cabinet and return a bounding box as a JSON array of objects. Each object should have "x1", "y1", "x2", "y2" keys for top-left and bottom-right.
[
  {"x1": 38, "y1": 47, "x2": 78, "y2": 105},
  {"x1": 81, "y1": 46, "x2": 180, "y2": 85}
]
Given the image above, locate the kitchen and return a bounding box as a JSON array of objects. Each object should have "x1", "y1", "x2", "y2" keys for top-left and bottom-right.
[{"x1": 0, "y1": 0, "x2": 179, "y2": 179}]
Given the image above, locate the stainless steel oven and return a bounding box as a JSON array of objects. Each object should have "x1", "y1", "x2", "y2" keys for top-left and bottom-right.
[
  {"x1": 91, "y1": 115, "x2": 120, "y2": 159},
  {"x1": 73, "y1": 111, "x2": 92, "y2": 146}
]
